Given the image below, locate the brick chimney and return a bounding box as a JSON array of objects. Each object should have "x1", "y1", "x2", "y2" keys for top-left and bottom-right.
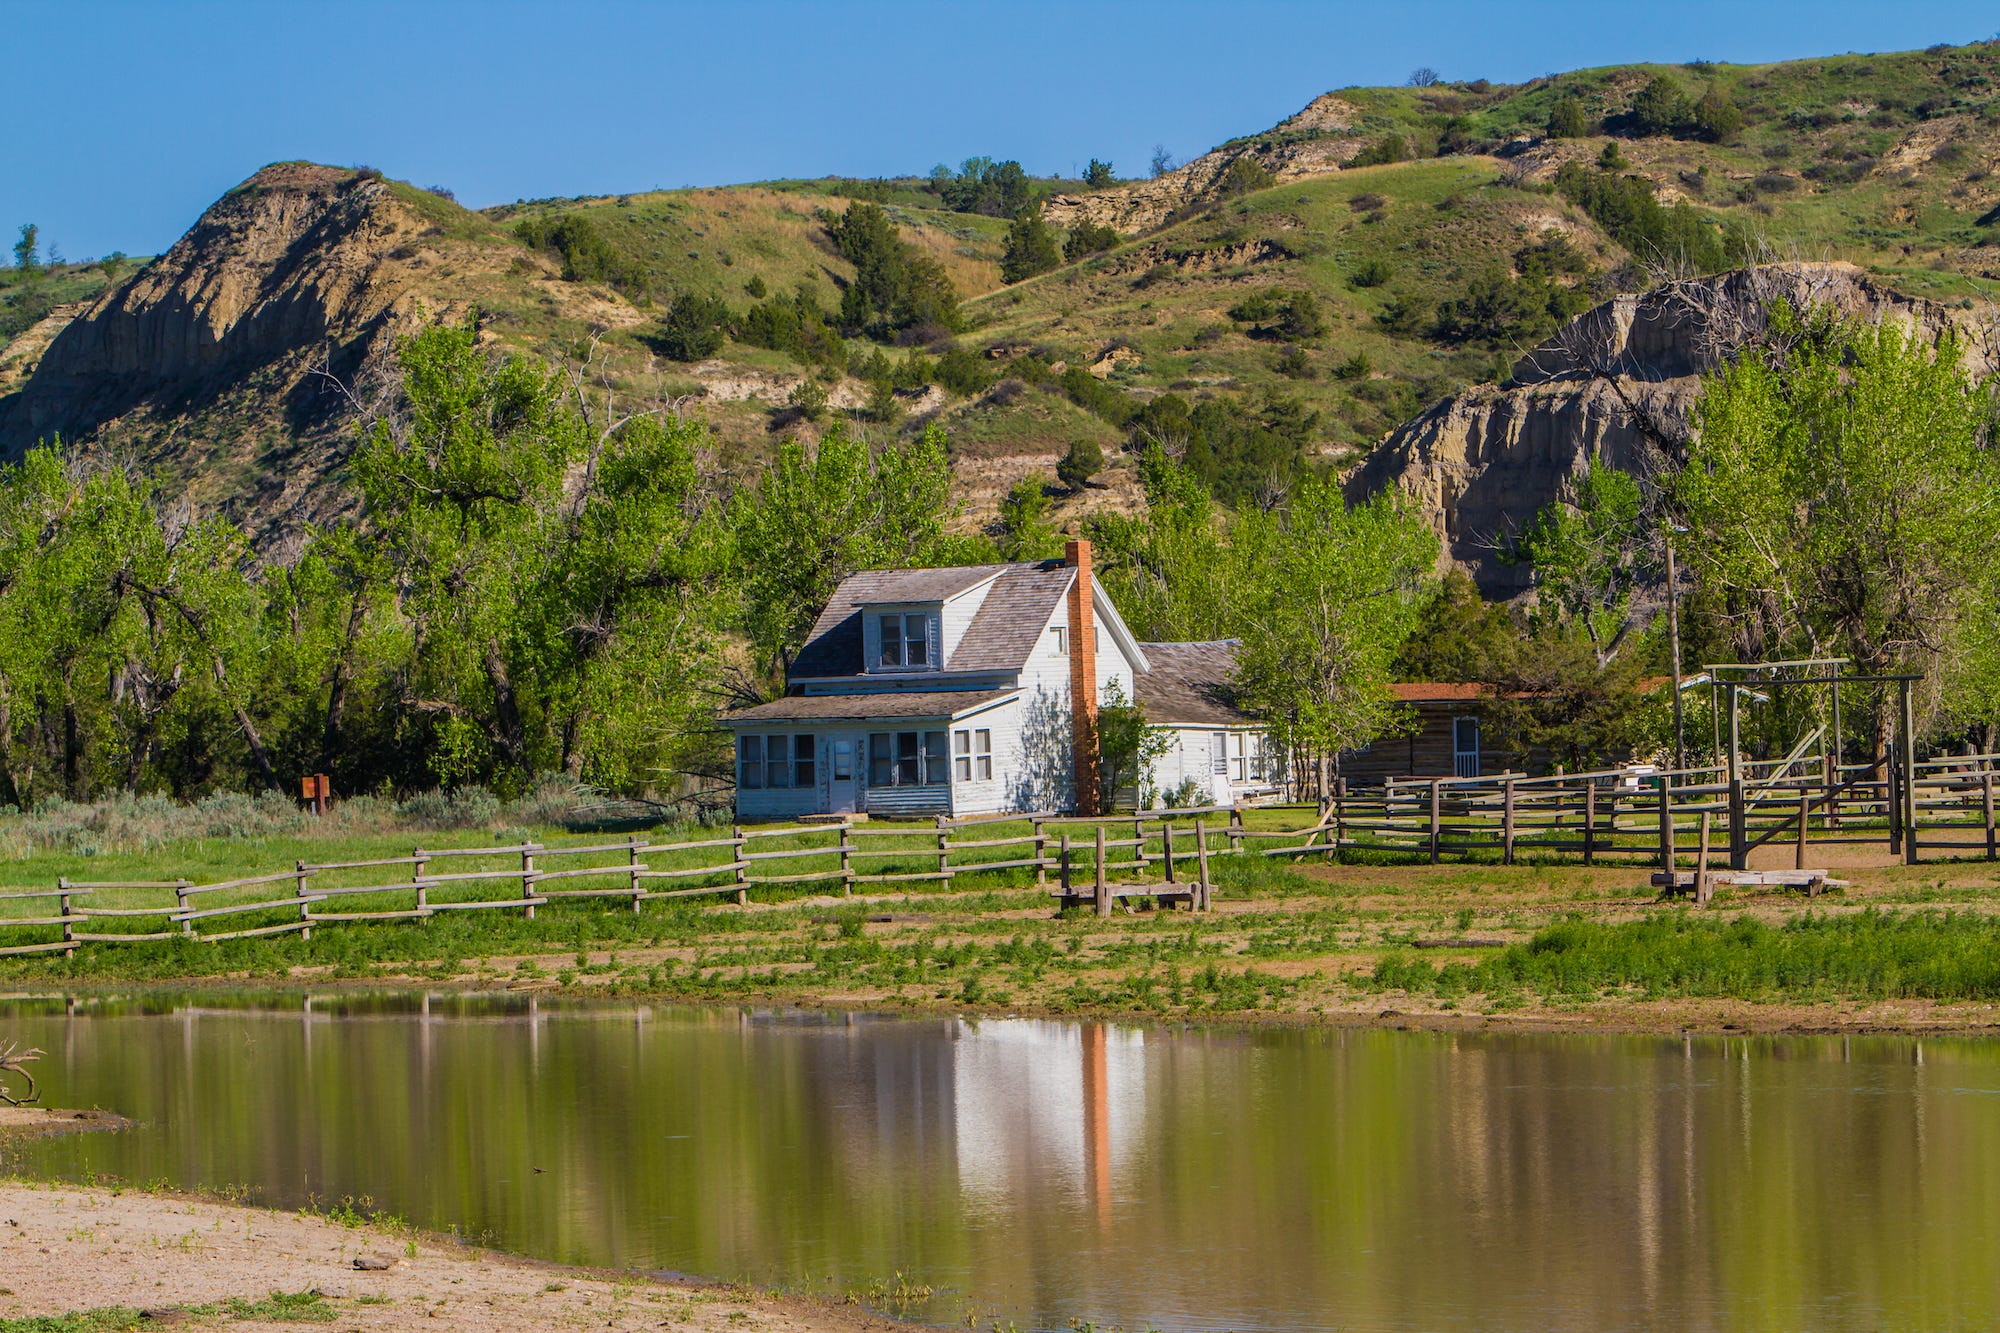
[{"x1": 1066, "y1": 539, "x2": 1100, "y2": 815}]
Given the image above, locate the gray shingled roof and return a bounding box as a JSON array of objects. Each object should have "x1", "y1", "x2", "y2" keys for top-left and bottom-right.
[
  {"x1": 1136, "y1": 640, "x2": 1252, "y2": 726},
  {"x1": 789, "y1": 560, "x2": 1074, "y2": 679},
  {"x1": 723, "y1": 689, "x2": 1017, "y2": 724}
]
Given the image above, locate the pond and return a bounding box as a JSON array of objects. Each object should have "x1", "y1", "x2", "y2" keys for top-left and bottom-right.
[{"x1": 4, "y1": 994, "x2": 1998, "y2": 1331}]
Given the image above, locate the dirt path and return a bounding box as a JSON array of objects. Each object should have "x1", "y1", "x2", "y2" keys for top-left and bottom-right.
[{"x1": 0, "y1": 1171, "x2": 897, "y2": 1332}]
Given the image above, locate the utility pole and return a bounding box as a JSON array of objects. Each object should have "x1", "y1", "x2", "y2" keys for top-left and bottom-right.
[{"x1": 1666, "y1": 541, "x2": 1686, "y2": 775}]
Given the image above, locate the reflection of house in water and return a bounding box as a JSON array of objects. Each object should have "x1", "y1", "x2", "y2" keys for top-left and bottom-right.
[{"x1": 950, "y1": 1020, "x2": 1146, "y2": 1224}]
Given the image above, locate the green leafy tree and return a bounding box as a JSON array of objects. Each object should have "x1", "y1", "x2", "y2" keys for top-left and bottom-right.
[
  {"x1": 732, "y1": 422, "x2": 981, "y2": 682},
  {"x1": 1090, "y1": 445, "x2": 1238, "y2": 642},
  {"x1": 1057, "y1": 436, "x2": 1103, "y2": 491},
  {"x1": 1217, "y1": 156, "x2": 1276, "y2": 197},
  {"x1": 825, "y1": 202, "x2": 961, "y2": 336},
  {"x1": 1231, "y1": 479, "x2": 1439, "y2": 793},
  {"x1": 656, "y1": 291, "x2": 729, "y2": 361},
  {"x1": 1000, "y1": 208, "x2": 1063, "y2": 283},
  {"x1": 11, "y1": 223, "x2": 38, "y2": 273},
  {"x1": 1676, "y1": 305, "x2": 2000, "y2": 735},
  {"x1": 997, "y1": 478, "x2": 1062, "y2": 561},
  {"x1": 1518, "y1": 464, "x2": 1649, "y2": 666},
  {"x1": 1691, "y1": 86, "x2": 1744, "y2": 142},
  {"x1": 1084, "y1": 159, "x2": 1116, "y2": 189},
  {"x1": 1346, "y1": 135, "x2": 1411, "y2": 168},
  {"x1": 350, "y1": 324, "x2": 727, "y2": 791},
  {"x1": 1629, "y1": 75, "x2": 1691, "y2": 137},
  {"x1": 1096, "y1": 678, "x2": 1173, "y2": 810},
  {"x1": 1394, "y1": 569, "x2": 1521, "y2": 681},
  {"x1": 1063, "y1": 221, "x2": 1121, "y2": 261},
  {"x1": 1548, "y1": 95, "x2": 1590, "y2": 138}
]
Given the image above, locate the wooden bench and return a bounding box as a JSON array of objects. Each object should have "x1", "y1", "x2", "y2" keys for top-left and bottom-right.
[{"x1": 1653, "y1": 868, "x2": 1849, "y2": 904}]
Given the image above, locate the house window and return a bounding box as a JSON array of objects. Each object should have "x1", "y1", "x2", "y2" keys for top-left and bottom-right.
[
  {"x1": 878, "y1": 613, "x2": 928, "y2": 669},
  {"x1": 832, "y1": 741, "x2": 853, "y2": 781},
  {"x1": 870, "y1": 731, "x2": 949, "y2": 786},
  {"x1": 1211, "y1": 731, "x2": 1227, "y2": 775},
  {"x1": 953, "y1": 728, "x2": 993, "y2": 782},
  {"x1": 1229, "y1": 732, "x2": 1246, "y2": 783},
  {"x1": 1052, "y1": 626, "x2": 1067, "y2": 655},
  {"x1": 1453, "y1": 715, "x2": 1481, "y2": 779},
  {"x1": 738, "y1": 734, "x2": 815, "y2": 791}
]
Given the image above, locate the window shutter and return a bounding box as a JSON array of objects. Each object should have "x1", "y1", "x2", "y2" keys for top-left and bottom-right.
[
  {"x1": 929, "y1": 613, "x2": 941, "y2": 669},
  {"x1": 862, "y1": 614, "x2": 879, "y2": 671}
]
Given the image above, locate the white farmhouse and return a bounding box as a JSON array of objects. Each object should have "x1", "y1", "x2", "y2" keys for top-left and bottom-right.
[{"x1": 724, "y1": 541, "x2": 1275, "y2": 820}]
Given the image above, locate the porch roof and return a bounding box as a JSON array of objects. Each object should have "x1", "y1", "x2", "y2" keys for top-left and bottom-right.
[{"x1": 723, "y1": 689, "x2": 1017, "y2": 725}]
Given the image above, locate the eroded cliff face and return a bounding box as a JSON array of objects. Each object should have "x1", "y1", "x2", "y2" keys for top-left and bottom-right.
[
  {"x1": 1346, "y1": 262, "x2": 1989, "y2": 596},
  {"x1": 0, "y1": 163, "x2": 469, "y2": 548},
  {"x1": 1042, "y1": 94, "x2": 1367, "y2": 235}
]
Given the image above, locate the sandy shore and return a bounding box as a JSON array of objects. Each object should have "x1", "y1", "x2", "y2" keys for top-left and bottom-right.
[{"x1": 0, "y1": 1165, "x2": 901, "y2": 1332}]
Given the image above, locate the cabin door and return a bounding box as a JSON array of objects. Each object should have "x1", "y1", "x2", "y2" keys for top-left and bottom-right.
[
  {"x1": 1452, "y1": 716, "x2": 1481, "y2": 779},
  {"x1": 828, "y1": 735, "x2": 860, "y2": 814}
]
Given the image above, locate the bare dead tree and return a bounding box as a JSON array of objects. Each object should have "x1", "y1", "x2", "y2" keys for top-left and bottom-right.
[{"x1": 0, "y1": 1042, "x2": 43, "y2": 1106}]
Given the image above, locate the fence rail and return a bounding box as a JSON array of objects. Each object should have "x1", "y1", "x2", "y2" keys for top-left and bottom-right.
[{"x1": 7, "y1": 754, "x2": 2000, "y2": 956}]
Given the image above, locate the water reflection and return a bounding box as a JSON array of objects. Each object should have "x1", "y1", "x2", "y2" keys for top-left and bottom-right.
[{"x1": 4, "y1": 993, "x2": 1998, "y2": 1332}]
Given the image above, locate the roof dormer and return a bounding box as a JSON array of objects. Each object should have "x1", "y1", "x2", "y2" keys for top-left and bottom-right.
[{"x1": 863, "y1": 604, "x2": 941, "y2": 674}]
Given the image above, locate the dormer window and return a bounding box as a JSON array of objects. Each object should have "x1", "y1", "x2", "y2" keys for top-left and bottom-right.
[{"x1": 878, "y1": 613, "x2": 928, "y2": 669}]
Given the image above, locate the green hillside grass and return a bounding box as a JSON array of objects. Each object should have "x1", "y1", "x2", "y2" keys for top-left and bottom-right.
[{"x1": 13, "y1": 42, "x2": 2000, "y2": 531}]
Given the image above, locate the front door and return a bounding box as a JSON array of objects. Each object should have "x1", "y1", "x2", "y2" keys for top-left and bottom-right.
[{"x1": 828, "y1": 735, "x2": 859, "y2": 814}]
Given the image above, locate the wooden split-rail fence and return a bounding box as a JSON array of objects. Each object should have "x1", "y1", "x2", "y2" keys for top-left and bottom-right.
[{"x1": 7, "y1": 749, "x2": 2000, "y2": 957}]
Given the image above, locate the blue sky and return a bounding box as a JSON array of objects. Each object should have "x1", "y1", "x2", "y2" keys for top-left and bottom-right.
[{"x1": 7, "y1": 0, "x2": 1996, "y2": 261}]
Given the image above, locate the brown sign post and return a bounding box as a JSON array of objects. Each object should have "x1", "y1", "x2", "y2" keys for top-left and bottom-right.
[{"x1": 300, "y1": 774, "x2": 330, "y2": 816}]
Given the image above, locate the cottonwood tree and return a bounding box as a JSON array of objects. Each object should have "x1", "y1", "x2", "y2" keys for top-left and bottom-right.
[
  {"x1": 1675, "y1": 303, "x2": 2000, "y2": 736},
  {"x1": 348, "y1": 324, "x2": 730, "y2": 793},
  {"x1": 732, "y1": 421, "x2": 983, "y2": 687},
  {"x1": 1231, "y1": 479, "x2": 1438, "y2": 796},
  {"x1": 1089, "y1": 445, "x2": 1239, "y2": 643}
]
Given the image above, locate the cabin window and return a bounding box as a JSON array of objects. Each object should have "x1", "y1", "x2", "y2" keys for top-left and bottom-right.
[
  {"x1": 739, "y1": 734, "x2": 814, "y2": 790},
  {"x1": 870, "y1": 730, "x2": 949, "y2": 786},
  {"x1": 954, "y1": 728, "x2": 992, "y2": 781},
  {"x1": 877, "y1": 613, "x2": 928, "y2": 669},
  {"x1": 1052, "y1": 626, "x2": 1068, "y2": 655},
  {"x1": 831, "y1": 741, "x2": 853, "y2": 781},
  {"x1": 1228, "y1": 732, "x2": 1246, "y2": 782}
]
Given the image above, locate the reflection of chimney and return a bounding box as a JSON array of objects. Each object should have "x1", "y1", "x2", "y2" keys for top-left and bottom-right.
[
  {"x1": 1083, "y1": 1022, "x2": 1111, "y2": 1230},
  {"x1": 1066, "y1": 539, "x2": 1100, "y2": 816}
]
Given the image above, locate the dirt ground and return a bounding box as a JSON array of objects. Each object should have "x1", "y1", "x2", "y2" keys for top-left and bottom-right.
[{"x1": 0, "y1": 1143, "x2": 897, "y2": 1331}]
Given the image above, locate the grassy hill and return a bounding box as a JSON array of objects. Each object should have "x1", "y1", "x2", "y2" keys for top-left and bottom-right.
[{"x1": 8, "y1": 40, "x2": 2000, "y2": 538}]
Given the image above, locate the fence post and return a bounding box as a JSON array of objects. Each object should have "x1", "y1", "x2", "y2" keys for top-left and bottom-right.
[
  {"x1": 1094, "y1": 825, "x2": 1111, "y2": 918},
  {"x1": 1428, "y1": 780, "x2": 1441, "y2": 865},
  {"x1": 1504, "y1": 778, "x2": 1517, "y2": 866},
  {"x1": 1059, "y1": 832, "x2": 1073, "y2": 904},
  {"x1": 1583, "y1": 781, "x2": 1597, "y2": 866},
  {"x1": 732, "y1": 825, "x2": 748, "y2": 907},
  {"x1": 1132, "y1": 815, "x2": 1147, "y2": 874},
  {"x1": 1194, "y1": 818, "x2": 1213, "y2": 912},
  {"x1": 1228, "y1": 805, "x2": 1244, "y2": 855},
  {"x1": 58, "y1": 877, "x2": 74, "y2": 950},
  {"x1": 1033, "y1": 817, "x2": 1047, "y2": 889},
  {"x1": 295, "y1": 860, "x2": 312, "y2": 940},
  {"x1": 176, "y1": 878, "x2": 191, "y2": 935},
  {"x1": 413, "y1": 847, "x2": 430, "y2": 916},
  {"x1": 1656, "y1": 777, "x2": 1672, "y2": 874},
  {"x1": 520, "y1": 843, "x2": 537, "y2": 920},
  {"x1": 1695, "y1": 812, "x2": 1714, "y2": 907},
  {"x1": 1728, "y1": 775, "x2": 1747, "y2": 872},
  {"x1": 839, "y1": 823, "x2": 854, "y2": 896},
  {"x1": 935, "y1": 816, "x2": 950, "y2": 884},
  {"x1": 628, "y1": 837, "x2": 644, "y2": 914},
  {"x1": 1901, "y1": 679, "x2": 1919, "y2": 867},
  {"x1": 1162, "y1": 820, "x2": 1177, "y2": 886},
  {"x1": 1334, "y1": 779, "x2": 1346, "y2": 857},
  {"x1": 1795, "y1": 789, "x2": 1810, "y2": 871},
  {"x1": 1984, "y1": 772, "x2": 1995, "y2": 862}
]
